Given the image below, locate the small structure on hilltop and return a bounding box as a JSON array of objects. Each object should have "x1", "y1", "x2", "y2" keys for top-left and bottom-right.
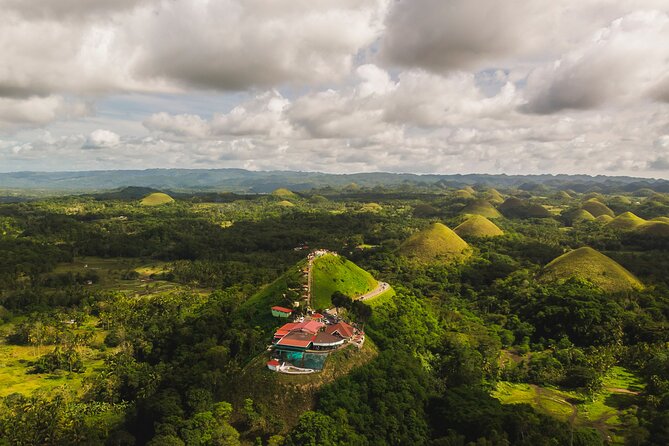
[{"x1": 271, "y1": 306, "x2": 294, "y2": 318}]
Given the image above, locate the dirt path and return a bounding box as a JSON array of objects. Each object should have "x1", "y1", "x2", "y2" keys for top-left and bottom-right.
[{"x1": 358, "y1": 282, "x2": 390, "y2": 301}]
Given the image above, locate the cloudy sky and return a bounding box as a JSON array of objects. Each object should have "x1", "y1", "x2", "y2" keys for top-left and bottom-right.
[{"x1": 1, "y1": 0, "x2": 669, "y2": 177}]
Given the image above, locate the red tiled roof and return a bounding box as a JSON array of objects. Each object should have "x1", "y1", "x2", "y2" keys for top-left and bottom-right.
[
  {"x1": 274, "y1": 320, "x2": 325, "y2": 339},
  {"x1": 276, "y1": 331, "x2": 314, "y2": 348},
  {"x1": 267, "y1": 359, "x2": 280, "y2": 366},
  {"x1": 271, "y1": 306, "x2": 293, "y2": 313},
  {"x1": 274, "y1": 322, "x2": 301, "y2": 338},
  {"x1": 325, "y1": 321, "x2": 355, "y2": 339}
]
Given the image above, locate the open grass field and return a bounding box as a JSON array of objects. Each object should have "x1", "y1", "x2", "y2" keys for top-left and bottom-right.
[
  {"x1": 0, "y1": 316, "x2": 110, "y2": 397},
  {"x1": 312, "y1": 254, "x2": 377, "y2": 309},
  {"x1": 50, "y1": 256, "x2": 208, "y2": 296},
  {"x1": 493, "y1": 366, "x2": 644, "y2": 444}
]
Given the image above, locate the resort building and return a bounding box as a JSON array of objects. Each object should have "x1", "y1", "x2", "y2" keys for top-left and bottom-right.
[{"x1": 271, "y1": 306, "x2": 293, "y2": 318}]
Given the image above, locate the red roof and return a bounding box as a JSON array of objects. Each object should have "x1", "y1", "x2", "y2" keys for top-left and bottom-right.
[
  {"x1": 274, "y1": 322, "x2": 301, "y2": 338},
  {"x1": 312, "y1": 332, "x2": 345, "y2": 346},
  {"x1": 267, "y1": 359, "x2": 280, "y2": 366},
  {"x1": 276, "y1": 331, "x2": 314, "y2": 348},
  {"x1": 271, "y1": 306, "x2": 293, "y2": 313},
  {"x1": 325, "y1": 321, "x2": 355, "y2": 339}
]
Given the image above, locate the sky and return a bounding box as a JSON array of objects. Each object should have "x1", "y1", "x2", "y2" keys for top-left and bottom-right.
[{"x1": 1, "y1": 0, "x2": 669, "y2": 177}]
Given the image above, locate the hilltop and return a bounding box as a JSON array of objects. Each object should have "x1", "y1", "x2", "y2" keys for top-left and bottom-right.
[
  {"x1": 461, "y1": 199, "x2": 502, "y2": 219},
  {"x1": 140, "y1": 192, "x2": 175, "y2": 206},
  {"x1": 454, "y1": 215, "x2": 504, "y2": 238},
  {"x1": 398, "y1": 222, "x2": 469, "y2": 263},
  {"x1": 499, "y1": 197, "x2": 552, "y2": 219},
  {"x1": 272, "y1": 188, "x2": 299, "y2": 199},
  {"x1": 581, "y1": 199, "x2": 614, "y2": 218},
  {"x1": 606, "y1": 212, "x2": 646, "y2": 231},
  {"x1": 635, "y1": 221, "x2": 669, "y2": 237},
  {"x1": 540, "y1": 247, "x2": 643, "y2": 293},
  {"x1": 311, "y1": 254, "x2": 378, "y2": 309}
]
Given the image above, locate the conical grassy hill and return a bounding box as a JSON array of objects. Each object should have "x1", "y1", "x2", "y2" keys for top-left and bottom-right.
[
  {"x1": 484, "y1": 188, "x2": 504, "y2": 204},
  {"x1": 311, "y1": 254, "x2": 378, "y2": 309},
  {"x1": 140, "y1": 192, "x2": 175, "y2": 206},
  {"x1": 606, "y1": 212, "x2": 646, "y2": 231},
  {"x1": 581, "y1": 199, "x2": 614, "y2": 217},
  {"x1": 398, "y1": 222, "x2": 469, "y2": 263},
  {"x1": 453, "y1": 189, "x2": 474, "y2": 199},
  {"x1": 540, "y1": 247, "x2": 643, "y2": 293},
  {"x1": 596, "y1": 214, "x2": 614, "y2": 223},
  {"x1": 272, "y1": 188, "x2": 298, "y2": 198},
  {"x1": 454, "y1": 215, "x2": 504, "y2": 238},
  {"x1": 461, "y1": 199, "x2": 502, "y2": 219},
  {"x1": 635, "y1": 221, "x2": 669, "y2": 237}
]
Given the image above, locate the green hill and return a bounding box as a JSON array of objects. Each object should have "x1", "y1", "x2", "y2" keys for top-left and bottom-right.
[
  {"x1": 277, "y1": 200, "x2": 295, "y2": 207},
  {"x1": 453, "y1": 189, "x2": 474, "y2": 200},
  {"x1": 227, "y1": 339, "x2": 378, "y2": 431},
  {"x1": 554, "y1": 190, "x2": 573, "y2": 200},
  {"x1": 140, "y1": 192, "x2": 175, "y2": 206},
  {"x1": 606, "y1": 212, "x2": 646, "y2": 231},
  {"x1": 454, "y1": 215, "x2": 504, "y2": 238},
  {"x1": 596, "y1": 214, "x2": 614, "y2": 223},
  {"x1": 583, "y1": 192, "x2": 605, "y2": 202},
  {"x1": 562, "y1": 209, "x2": 595, "y2": 225},
  {"x1": 581, "y1": 199, "x2": 614, "y2": 218},
  {"x1": 272, "y1": 188, "x2": 298, "y2": 198},
  {"x1": 652, "y1": 217, "x2": 669, "y2": 223},
  {"x1": 462, "y1": 185, "x2": 476, "y2": 194},
  {"x1": 461, "y1": 199, "x2": 502, "y2": 219},
  {"x1": 499, "y1": 197, "x2": 551, "y2": 219},
  {"x1": 635, "y1": 221, "x2": 669, "y2": 237},
  {"x1": 540, "y1": 247, "x2": 643, "y2": 293},
  {"x1": 359, "y1": 202, "x2": 382, "y2": 213},
  {"x1": 311, "y1": 254, "x2": 378, "y2": 309},
  {"x1": 398, "y1": 222, "x2": 469, "y2": 263},
  {"x1": 484, "y1": 188, "x2": 504, "y2": 204},
  {"x1": 239, "y1": 262, "x2": 306, "y2": 329}
]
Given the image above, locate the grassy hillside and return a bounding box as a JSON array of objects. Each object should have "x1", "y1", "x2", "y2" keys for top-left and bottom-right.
[
  {"x1": 272, "y1": 188, "x2": 298, "y2": 198},
  {"x1": 540, "y1": 246, "x2": 643, "y2": 293},
  {"x1": 453, "y1": 189, "x2": 474, "y2": 199},
  {"x1": 607, "y1": 212, "x2": 646, "y2": 231},
  {"x1": 596, "y1": 214, "x2": 614, "y2": 223},
  {"x1": 398, "y1": 222, "x2": 469, "y2": 263},
  {"x1": 277, "y1": 200, "x2": 295, "y2": 207},
  {"x1": 311, "y1": 254, "x2": 377, "y2": 309},
  {"x1": 228, "y1": 340, "x2": 379, "y2": 431},
  {"x1": 499, "y1": 197, "x2": 552, "y2": 218},
  {"x1": 140, "y1": 192, "x2": 175, "y2": 206},
  {"x1": 461, "y1": 199, "x2": 502, "y2": 219},
  {"x1": 483, "y1": 188, "x2": 504, "y2": 204},
  {"x1": 454, "y1": 215, "x2": 504, "y2": 238},
  {"x1": 635, "y1": 221, "x2": 669, "y2": 237},
  {"x1": 581, "y1": 199, "x2": 614, "y2": 217},
  {"x1": 239, "y1": 262, "x2": 306, "y2": 329},
  {"x1": 563, "y1": 209, "x2": 595, "y2": 225}
]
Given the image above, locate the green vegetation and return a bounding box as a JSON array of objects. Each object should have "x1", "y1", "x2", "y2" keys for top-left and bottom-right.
[
  {"x1": 582, "y1": 199, "x2": 615, "y2": 217},
  {"x1": 461, "y1": 199, "x2": 502, "y2": 218},
  {"x1": 1, "y1": 179, "x2": 669, "y2": 445},
  {"x1": 398, "y1": 222, "x2": 470, "y2": 262},
  {"x1": 272, "y1": 188, "x2": 298, "y2": 199},
  {"x1": 607, "y1": 211, "x2": 646, "y2": 231},
  {"x1": 311, "y1": 254, "x2": 377, "y2": 309},
  {"x1": 140, "y1": 192, "x2": 175, "y2": 206},
  {"x1": 454, "y1": 214, "x2": 504, "y2": 238},
  {"x1": 540, "y1": 246, "x2": 643, "y2": 293}
]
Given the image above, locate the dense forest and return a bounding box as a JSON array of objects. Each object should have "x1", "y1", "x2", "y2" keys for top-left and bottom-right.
[{"x1": 1, "y1": 182, "x2": 669, "y2": 445}]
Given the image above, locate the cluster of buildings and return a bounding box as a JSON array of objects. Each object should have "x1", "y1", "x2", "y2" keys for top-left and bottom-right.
[{"x1": 266, "y1": 310, "x2": 363, "y2": 374}]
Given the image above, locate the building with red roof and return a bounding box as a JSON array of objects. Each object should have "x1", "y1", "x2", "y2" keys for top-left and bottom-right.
[
  {"x1": 275, "y1": 331, "x2": 315, "y2": 351},
  {"x1": 311, "y1": 332, "x2": 344, "y2": 350},
  {"x1": 266, "y1": 359, "x2": 281, "y2": 371},
  {"x1": 325, "y1": 321, "x2": 356, "y2": 340},
  {"x1": 271, "y1": 306, "x2": 293, "y2": 318}
]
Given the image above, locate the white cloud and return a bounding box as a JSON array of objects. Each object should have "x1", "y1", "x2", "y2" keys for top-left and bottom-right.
[
  {"x1": 84, "y1": 129, "x2": 120, "y2": 149},
  {"x1": 523, "y1": 11, "x2": 669, "y2": 113}
]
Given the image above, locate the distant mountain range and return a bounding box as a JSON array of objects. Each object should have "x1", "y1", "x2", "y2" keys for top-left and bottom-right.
[{"x1": 0, "y1": 169, "x2": 668, "y2": 195}]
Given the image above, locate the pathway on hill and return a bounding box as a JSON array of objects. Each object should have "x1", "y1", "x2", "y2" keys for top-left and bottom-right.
[{"x1": 359, "y1": 282, "x2": 390, "y2": 301}]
